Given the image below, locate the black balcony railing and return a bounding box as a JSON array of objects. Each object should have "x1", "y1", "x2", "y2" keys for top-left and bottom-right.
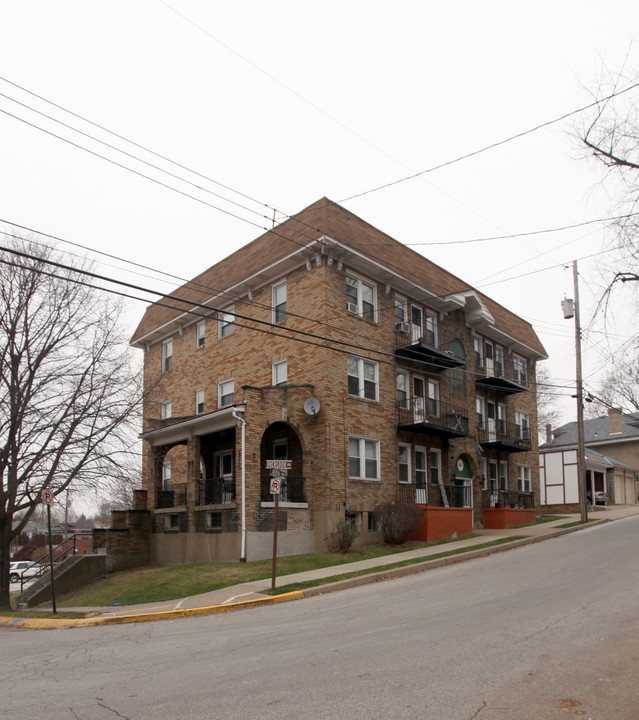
[
  {"x1": 398, "y1": 398, "x2": 469, "y2": 438},
  {"x1": 399, "y1": 482, "x2": 471, "y2": 508},
  {"x1": 482, "y1": 489, "x2": 534, "y2": 509},
  {"x1": 198, "y1": 477, "x2": 236, "y2": 506},
  {"x1": 156, "y1": 488, "x2": 187, "y2": 509},
  {"x1": 477, "y1": 420, "x2": 532, "y2": 451},
  {"x1": 475, "y1": 355, "x2": 529, "y2": 393},
  {"x1": 260, "y1": 475, "x2": 306, "y2": 503},
  {"x1": 395, "y1": 324, "x2": 465, "y2": 370}
]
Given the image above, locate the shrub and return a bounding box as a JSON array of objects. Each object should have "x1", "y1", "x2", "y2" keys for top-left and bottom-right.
[
  {"x1": 375, "y1": 501, "x2": 423, "y2": 545},
  {"x1": 327, "y1": 517, "x2": 360, "y2": 553}
]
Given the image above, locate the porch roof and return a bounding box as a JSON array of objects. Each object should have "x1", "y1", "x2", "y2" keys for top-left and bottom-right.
[{"x1": 140, "y1": 404, "x2": 244, "y2": 446}]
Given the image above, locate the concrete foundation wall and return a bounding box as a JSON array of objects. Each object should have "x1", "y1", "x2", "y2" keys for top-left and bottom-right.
[
  {"x1": 151, "y1": 532, "x2": 241, "y2": 565},
  {"x1": 245, "y1": 529, "x2": 315, "y2": 562}
]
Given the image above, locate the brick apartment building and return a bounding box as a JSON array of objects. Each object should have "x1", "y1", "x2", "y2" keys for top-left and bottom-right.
[{"x1": 130, "y1": 198, "x2": 547, "y2": 565}]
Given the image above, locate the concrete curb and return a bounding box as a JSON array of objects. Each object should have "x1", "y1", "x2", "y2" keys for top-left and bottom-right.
[
  {"x1": 0, "y1": 591, "x2": 303, "y2": 630},
  {"x1": 0, "y1": 514, "x2": 624, "y2": 630}
]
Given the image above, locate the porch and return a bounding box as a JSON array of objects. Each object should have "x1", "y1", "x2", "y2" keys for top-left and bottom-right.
[
  {"x1": 482, "y1": 489, "x2": 535, "y2": 528},
  {"x1": 398, "y1": 483, "x2": 474, "y2": 542}
]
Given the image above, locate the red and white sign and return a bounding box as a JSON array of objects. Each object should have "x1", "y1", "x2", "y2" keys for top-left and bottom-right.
[
  {"x1": 42, "y1": 490, "x2": 54, "y2": 505},
  {"x1": 270, "y1": 478, "x2": 281, "y2": 495},
  {"x1": 265, "y1": 460, "x2": 292, "y2": 470}
]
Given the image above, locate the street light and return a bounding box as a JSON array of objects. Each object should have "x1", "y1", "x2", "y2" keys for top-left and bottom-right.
[{"x1": 562, "y1": 261, "x2": 588, "y2": 523}]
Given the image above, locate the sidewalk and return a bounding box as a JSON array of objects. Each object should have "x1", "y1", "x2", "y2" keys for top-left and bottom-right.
[{"x1": 4, "y1": 505, "x2": 639, "y2": 629}]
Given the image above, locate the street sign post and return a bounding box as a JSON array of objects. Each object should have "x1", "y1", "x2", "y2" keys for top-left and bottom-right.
[{"x1": 265, "y1": 461, "x2": 291, "y2": 591}]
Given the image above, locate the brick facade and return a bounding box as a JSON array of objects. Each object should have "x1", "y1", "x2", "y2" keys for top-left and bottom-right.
[{"x1": 131, "y1": 199, "x2": 546, "y2": 565}]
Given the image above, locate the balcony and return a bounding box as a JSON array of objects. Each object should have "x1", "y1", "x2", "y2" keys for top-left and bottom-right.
[
  {"x1": 477, "y1": 420, "x2": 533, "y2": 452},
  {"x1": 397, "y1": 398, "x2": 470, "y2": 439},
  {"x1": 474, "y1": 356, "x2": 529, "y2": 394},
  {"x1": 198, "y1": 477, "x2": 236, "y2": 506},
  {"x1": 399, "y1": 482, "x2": 474, "y2": 542},
  {"x1": 260, "y1": 475, "x2": 306, "y2": 503},
  {"x1": 156, "y1": 488, "x2": 187, "y2": 509},
  {"x1": 395, "y1": 325, "x2": 465, "y2": 370},
  {"x1": 482, "y1": 489, "x2": 535, "y2": 528}
]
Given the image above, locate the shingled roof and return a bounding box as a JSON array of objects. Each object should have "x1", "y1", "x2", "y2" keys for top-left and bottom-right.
[{"x1": 131, "y1": 197, "x2": 547, "y2": 357}]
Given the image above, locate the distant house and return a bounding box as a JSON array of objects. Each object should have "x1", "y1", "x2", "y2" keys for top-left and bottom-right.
[
  {"x1": 128, "y1": 198, "x2": 547, "y2": 565},
  {"x1": 540, "y1": 408, "x2": 639, "y2": 511}
]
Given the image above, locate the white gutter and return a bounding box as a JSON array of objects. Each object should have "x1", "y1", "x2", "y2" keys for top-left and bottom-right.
[{"x1": 232, "y1": 407, "x2": 247, "y2": 562}]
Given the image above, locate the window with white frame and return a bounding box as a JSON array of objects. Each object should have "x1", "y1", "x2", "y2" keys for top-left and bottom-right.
[
  {"x1": 495, "y1": 345, "x2": 505, "y2": 377},
  {"x1": 272, "y1": 282, "x2": 287, "y2": 324},
  {"x1": 162, "y1": 338, "x2": 173, "y2": 372},
  {"x1": 397, "y1": 371, "x2": 409, "y2": 409},
  {"x1": 348, "y1": 437, "x2": 380, "y2": 480},
  {"x1": 513, "y1": 355, "x2": 528, "y2": 385},
  {"x1": 347, "y1": 356, "x2": 378, "y2": 400},
  {"x1": 219, "y1": 379, "x2": 234, "y2": 406},
  {"x1": 499, "y1": 460, "x2": 508, "y2": 490},
  {"x1": 272, "y1": 359, "x2": 287, "y2": 386},
  {"x1": 425, "y1": 310, "x2": 437, "y2": 347},
  {"x1": 476, "y1": 396, "x2": 485, "y2": 430},
  {"x1": 345, "y1": 274, "x2": 376, "y2": 321},
  {"x1": 427, "y1": 380, "x2": 440, "y2": 417},
  {"x1": 518, "y1": 465, "x2": 532, "y2": 492},
  {"x1": 473, "y1": 336, "x2": 483, "y2": 369},
  {"x1": 161, "y1": 400, "x2": 172, "y2": 420},
  {"x1": 515, "y1": 411, "x2": 530, "y2": 443},
  {"x1": 488, "y1": 460, "x2": 498, "y2": 491},
  {"x1": 162, "y1": 460, "x2": 172, "y2": 491},
  {"x1": 196, "y1": 389, "x2": 204, "y2": 414},
  {"x1": 218, "y1": 307, "x2": 235, "y2": 337},
  {"x1": 395, "y1": 296, "x2": 408, "y2": 331},
  {"x1": 429, "y1": 449, "x2": 442, "y2": 485},
  {"x1": 196, "y1": 321, "x2": 205, "y2": 348},
  {"x1": 398, "y1": 444, "x2": 411, "y2": 483}
]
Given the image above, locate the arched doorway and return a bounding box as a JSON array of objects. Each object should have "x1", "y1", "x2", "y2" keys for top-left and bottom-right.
[{"x1": 260, "y1": 422, "x2": 305, "y2": 503}]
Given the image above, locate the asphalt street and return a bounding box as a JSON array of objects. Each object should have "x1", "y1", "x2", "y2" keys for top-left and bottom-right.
[{"x1": 2, "y1": 515, "x2": 638, "y2": 719}]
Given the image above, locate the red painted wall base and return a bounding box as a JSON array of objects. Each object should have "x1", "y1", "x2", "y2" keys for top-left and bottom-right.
[
  {"x1": 483, "y1": 507, "x2": 535, "y2": 529},
  {"x1": 410, "y1": 505, "x2": 473, "y2": 542}
]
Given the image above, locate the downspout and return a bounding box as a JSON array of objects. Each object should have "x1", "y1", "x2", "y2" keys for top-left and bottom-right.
[{"x1": 232, "y1": 406, "x2": 247, "y2": 562}]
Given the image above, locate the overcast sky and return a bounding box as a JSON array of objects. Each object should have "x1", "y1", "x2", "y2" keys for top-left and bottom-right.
[{"x1": 2, "y1": 0, "x2": 639, "y2": 429}]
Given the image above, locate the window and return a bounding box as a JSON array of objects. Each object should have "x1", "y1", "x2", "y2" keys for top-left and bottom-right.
[
  {"x1": 346, "y1": 275, "x2": 376, "y2": 321},
  {"x1": 415, "y1": 447, "x2": 428, "y2": 503},
  {"x1": 162, "y1": 339, "x2": 173, "y2": 372},
  {"x1": 427, "y1": 380, "x2": 440, "y2": 417},
  {"x1": 367, "y1": 513, "x2": 378, "y2": 532},
  {"x1": 165, "y1": 513, "x2": 179, "y2": 531},
  {"x1": 161, "y1": 400, "x2": 172, "y2": 420},
  {"x1": 395, "y1": 296, "x2": 408, "y2": 331},
  {"x1": 476, "y1": 397, "x2": 485, "y2": 430},
  {"x1": 272, "y1": 359, "x2": 288, "y2": 386},
  {"x1": 196, "y1": 389, "x2": 204, "y2": 415},
  {"x1": 410, "y1": 306, "x2": 423, "y2": 344},
  {"x1": 348, "y1": 437, "x2": 380, "y2": 480},
  {"x1": 495, "y1": 345, "x2": 505, "y2": 377},
  {"x1": 429, "y1": 449, "x2": 442, "y2": 485},
  {"x1": 500, "y1": 461, "x2": 508, "y2": 491},
  {"x1": 219, "y1": 379, "x2": 234, "y2": 406},
  {"x1": 196, "y1": 321, "x2": 205, "y2": 348},
  {"x1": 397, "y1": 372, "x2": 409, "y2": 409},
  {"x1": 347, "y1": 356, "x2": 378, "y2": 400},
  {"x1": 488, "y1": 461, "x2": 498, "y2": 491},
  {"x1": 272, "y1": 282, "x2": 287, "y2": 324},
  {"x1": 513, "y1": 355, "x2": 528, "y2": 385},
  {"x1": 425, "y1": 310, "x2": 437, "y2": 347},
  {"x1": 515, "y1": 411, "x2": 531, "y2": 442},
  {"x1": 219, "y1": 307, "x2": 235, "y2": 337},
  {"x1": 450, "y1": 338, "x2": 467, "y2": 396},
  {"x1": 518, "y1": 466, "x2": 532, "y2": 492},
  {"x1": 162, "y1": 461, "x2": 172, "y2": 491},
  {"x1": 473, "y1": 336, "x2": 483, "y2": 369},
  {"x1": 206, "y1": 511, "x2": 222, "y2": 530},
  {"x1": 398, "y1": 444, "x2": 411, "y2": 483}
]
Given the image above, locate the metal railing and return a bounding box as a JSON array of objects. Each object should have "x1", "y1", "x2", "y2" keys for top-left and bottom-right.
[
  {"x1": 482, "y1": 489, "x2": 534, "y2": 509},
  {"x1": 397, "y1": 397, "x2": 469, "y2": 435},
  {"x1": 198, "y1": 478, "x2": 236, "y2": 506},
  {"x1": 475, "y1": 355, "x2": 529, "y2": 388},
  {"x1": 398, "y1": 482, "x2": 471, "y2": 508},
  {"x1": 11, "y1": 534, "x2": 81, "y2": 592},
  {"x1": 477, "y1": 420, "x2": 532, "y2": 450},
  {"x1": 395, "y1": 323, "x2": 464, "y2": 356},
  {"x1": 156, "y1": 488, "x2": 188, "y2": 509},
  {"x1": 260, "y1": 475, "x2": 306, "y2": 503}
]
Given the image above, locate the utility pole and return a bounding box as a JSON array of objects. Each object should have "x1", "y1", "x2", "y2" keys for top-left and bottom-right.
[{"x1": 562, "y1": 261, "x2": 588, "y2": 523}]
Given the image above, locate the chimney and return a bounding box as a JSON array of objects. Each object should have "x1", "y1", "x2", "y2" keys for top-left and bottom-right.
[
  {"x1": 608, "y1": 407, "x2": 623, "y2": 435},
  {"x1": 545, "y1": 423, "x2": 553, "y2": 444}
]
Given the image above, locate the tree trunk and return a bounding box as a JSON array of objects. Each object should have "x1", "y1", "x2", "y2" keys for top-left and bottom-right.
[{"x1": 0, "y1": 514, "x2": 12, "y2": 611}]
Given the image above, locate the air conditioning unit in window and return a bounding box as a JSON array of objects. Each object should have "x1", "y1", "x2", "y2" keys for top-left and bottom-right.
[
  {"x1": 395, "y1": 322, "x2": 409, "y2": 333},
  {"x1": 347, "y1": 302, "x2": 358, "y2": 313}
]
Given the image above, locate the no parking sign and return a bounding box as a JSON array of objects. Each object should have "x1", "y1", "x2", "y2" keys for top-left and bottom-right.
[{"x1": 270, "y1": 478, "x2": 281, "y2": 495}]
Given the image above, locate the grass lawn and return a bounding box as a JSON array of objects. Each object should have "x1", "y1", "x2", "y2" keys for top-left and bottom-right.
[{"x1": 54, "y1": 535, "x2": 480, "y2": 608}]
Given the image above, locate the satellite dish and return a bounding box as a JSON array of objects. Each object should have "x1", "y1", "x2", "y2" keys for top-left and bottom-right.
[{"x1": 303, "y1": 397, "x2": 321, "y2": 415}]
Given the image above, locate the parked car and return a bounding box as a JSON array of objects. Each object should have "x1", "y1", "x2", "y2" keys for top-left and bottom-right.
[
  {"x1": 9, "y1": 561, "x2": 43, "y2": 584},
  {"x1": 586, "y1": 490, "x2": 608, "y2": 505}
]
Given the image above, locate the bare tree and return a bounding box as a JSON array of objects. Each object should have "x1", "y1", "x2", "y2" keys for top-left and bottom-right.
[
  {"x1": 590, "y1": 349, "x2": 639, "y2": 414},
  {"x1": 534, "y1": 363, "x2": 561, "y2": 442},
  {"x1": 0, "y1": 236, "x2": 140, "y2": 609},
  {"x1": 577, "y1": 68, "x2": 639, "y2": 303}
]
